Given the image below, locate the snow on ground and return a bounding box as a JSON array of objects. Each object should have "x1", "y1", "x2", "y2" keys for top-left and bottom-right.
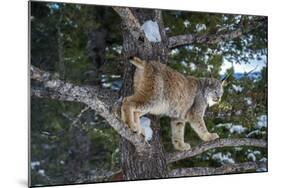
[
  {"x1": 140, "y1": 116, "x2": 153, "y2": 141},
  {"x1": 212, "y1": 152, "x2": 235, "y2": 164},
  {"x1": 141, "y1": 20, "x2": 161, "y2": 42}
]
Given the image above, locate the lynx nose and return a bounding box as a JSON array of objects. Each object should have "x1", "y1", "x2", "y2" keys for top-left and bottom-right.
[{"x1": 213, "y1": 97, "x2": 220, "y2": 102}]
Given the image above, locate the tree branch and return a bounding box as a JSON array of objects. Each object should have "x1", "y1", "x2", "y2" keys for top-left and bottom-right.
[
  {"x1": 169, "y1": 161, "x2": 267, "y2": 177},
  {"x1": 30, "y1": 65, "x2": 150, "y2": 154},
  {"x1": 166, "y1": 138, "x2": 267, "y2": 163},
  {"x1": 168, "y1": 17, "x2": 265, "y2": 49},
  {"x1": 75, "y1": 169, "x2": 122, "y2": 183},
  {"x1": 113, "y1": 7, "x2": 142, "y2": 40}
]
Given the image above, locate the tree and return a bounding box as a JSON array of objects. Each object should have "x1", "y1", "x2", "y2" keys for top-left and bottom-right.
[{"x1": 30, "y1": 2, "x2": 267, "y2": 185}]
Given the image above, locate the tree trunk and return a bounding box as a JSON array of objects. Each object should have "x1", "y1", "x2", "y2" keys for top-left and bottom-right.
[{"x1": 119, "y1": 9, "x2": 169, "y2": 180}]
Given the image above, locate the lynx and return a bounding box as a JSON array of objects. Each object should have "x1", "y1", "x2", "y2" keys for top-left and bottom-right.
[{"x1": 121, "y1": 57, "x2": 226, "y2": 151}]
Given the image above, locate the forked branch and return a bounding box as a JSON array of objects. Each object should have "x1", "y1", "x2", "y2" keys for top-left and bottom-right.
[
  {"x1": 113, "y1": 7, "x2": 142, "y2": 40},
  {"x1": 30, "y1": 65, "x2": 150, "y2": 153}
]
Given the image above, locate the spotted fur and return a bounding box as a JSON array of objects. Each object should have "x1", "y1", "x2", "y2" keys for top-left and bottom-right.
[{"x1": 121, "y1": 57, "x2": 224, "y2": 151}]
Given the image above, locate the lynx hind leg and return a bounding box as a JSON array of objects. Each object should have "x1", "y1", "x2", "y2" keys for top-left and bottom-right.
[
  {"x1": 134, "y1": 111, "x2": 142, "y2": 135},
  {"x1": 189, "y1": 118, "x2": 219, "y2": 142},
  {"x1": 121, "y1": 97, "x2": 141, "y2": 134},
  {"x1": 171, "y1": 120, "x2": 191, "y2": 151}
]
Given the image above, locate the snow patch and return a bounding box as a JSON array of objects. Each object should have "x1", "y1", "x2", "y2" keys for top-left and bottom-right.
[
  {"x1": 141, "y1": 20, "x2": 161, "y2": 42},
  {"x1": 212, "y1": 152, "x2": 235, "y2": 164},
  {"x1": 216, "y1": 123, "x2": 232, "y2": 129},
  {"x1": 207, "y1": 65, "x2": 213, "y2": 72},
  {"x1": 216, "y1": 123, "x2": 246, "y2": 134},
  {"x1": 102, "y1": 83, "x2": 111, "y2": 88},
  {"x1": 259, "y1": 157, "x2": 267, "y2": 162},
  {"x1": 232, "y1": 84, "x2": 243, "y2": 92},
  {"x1": 140, "y1": 117, "x2": 153, "y2": 141},
  {"x1": 244, "y1": 97, "x2": 252, "y2": 105},
  {"x1": 255, "y1": 115, "x2": 267, "y2": 129},
  {"x1": 196, "y1": 23, "x2": 206, "y2": 32},
  {"x1": 229, "y1": 125, "x2": 247, "y2": 134},
  {"x1": 183, "y1": 19, "x2": 190, "y2": 28},
  {"x1": 31, "y1": 161, "x2": 40, "y2": 170},
  {"x1": 247, "y1": 153, "x2": 256, "y2": 161},
  {"x1": 171, "y1": 49, "x2": 179, "y2": 55},
  {"x1": 180, "y1": 61, "x2": 188, "y2": 67},
  {"x1": 38, "y1": 169, "x2": 46, "y2": 176},
  {"x1": 189, "y1": 62, "x2": 196, "y2": 71}
]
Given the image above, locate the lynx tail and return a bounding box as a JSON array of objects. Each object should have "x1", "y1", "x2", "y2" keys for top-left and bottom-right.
[{"x1": 130, "y1": 57, "x2": 146, "y2": 69}]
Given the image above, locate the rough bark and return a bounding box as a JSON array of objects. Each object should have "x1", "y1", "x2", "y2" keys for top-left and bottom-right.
[
  {"x1": 167, "y1": 138, "x2": 267, "y2": 163},
  {"x1": 31, "y1": 8, "x2": 268, "y2": 182},
  {"x1": 117, "y1": 8, "x2": 169, "y2": 180},
  {"x1": 169, "y1": 161, "x2": 267, "y2": 177}
]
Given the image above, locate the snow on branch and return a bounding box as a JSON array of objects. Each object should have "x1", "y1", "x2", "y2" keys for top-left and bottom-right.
[
  {"x1": 30, "y1": 65, "x2": 150, "y2": 154},
  {"x1": 166, "y1": 138, "x2": 267, "y2": 163},
  {"x1": 168, "y1": 17, "x2": 266, "y2": 49},
  {"x1": 141, "y1": 20, "x2": 162, "y2": 42},
  {"x1": 113, "y1": 7, "x2": 142, "y2": 40},
  {"x1": 169, "y1": 161, "x2": 267, "y2": 177}
]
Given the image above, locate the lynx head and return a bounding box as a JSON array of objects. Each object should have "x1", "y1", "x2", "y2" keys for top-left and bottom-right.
[{"x1": 204, "y1": 78, "x2": 225, "y2": 107}]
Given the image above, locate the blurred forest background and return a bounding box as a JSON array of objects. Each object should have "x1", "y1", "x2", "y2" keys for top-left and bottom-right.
[{"x1": 30, "y1": 1, "x2": 267, "y2": 186}]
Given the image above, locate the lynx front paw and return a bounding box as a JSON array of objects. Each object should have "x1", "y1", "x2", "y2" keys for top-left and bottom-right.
[
  {"x1": 202, "y1": 133, "x2": 219, "y2": 142},
  {"x1": 172, "y1": 140, "x2": 191, "y2": 151}
]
